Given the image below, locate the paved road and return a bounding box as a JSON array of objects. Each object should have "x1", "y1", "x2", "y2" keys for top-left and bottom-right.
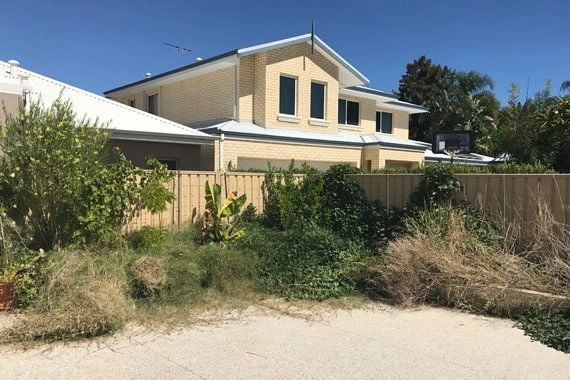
[{"x1": 0, "y1": 305, "x2": 568, "y2": 379}]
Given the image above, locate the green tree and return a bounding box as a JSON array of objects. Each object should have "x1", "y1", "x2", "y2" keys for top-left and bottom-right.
[
  {"x1": 560, "y1": 80, "x2": 570, "y2": 94},
  {"x1": 397, "y1": 57, "x2": 499, "y2": 153},
  {"x1": 0, "y1": 98, "x2": 174, "y2": 249},
  {"x1": 492, "y1": 82, "x2": 569, "y2": 172}
]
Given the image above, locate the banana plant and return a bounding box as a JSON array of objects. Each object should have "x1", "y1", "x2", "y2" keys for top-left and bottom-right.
[{"x1": 203, "y1": 181, "x2": 247, "y2": 244}]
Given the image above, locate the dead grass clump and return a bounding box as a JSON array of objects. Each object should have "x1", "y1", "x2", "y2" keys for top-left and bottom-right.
[
  {"x1": 366, "y1": 204, "x2": 557, "y2": 312},
  {"x1": 0, "y1": 251, "x2": 132, "y2": 343},
  {"x1": 504, "y1": 199, "x2": 570, "y2": 295},
  {"x1": 132, "y1": 256, "x2": 166, "y2": 296}
]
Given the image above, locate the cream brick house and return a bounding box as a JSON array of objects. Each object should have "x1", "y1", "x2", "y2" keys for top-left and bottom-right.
[{"x1": 105, "y1": 34, "x2": 495, "y2": 171}]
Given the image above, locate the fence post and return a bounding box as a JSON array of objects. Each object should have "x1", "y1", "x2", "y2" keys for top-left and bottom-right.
[{"x1": 386, "y1": 172, "x2": 390, "y2": 210}]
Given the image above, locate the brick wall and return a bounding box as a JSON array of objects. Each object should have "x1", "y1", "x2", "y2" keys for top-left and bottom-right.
[
  {"x1": 113, "y1": 68, "x2": 234, "y2": 126},
  {"x1": 222, "y1": 138, "x2": 362, "y2": 170}
]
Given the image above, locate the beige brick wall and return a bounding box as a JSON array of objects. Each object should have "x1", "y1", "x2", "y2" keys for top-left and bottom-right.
[
  {"x1": 238, "y1": 56, "x2": 255, "y2": 122},
  {"x1": 252, "y1": 54, "x2": 267, "y2": 125},
  {"x1": 222, "y1": 138, "x2": 362, "y2": 171},
  {"x1": 239, "y1": 43, "x2": 340, "y2": 134},
  {"x1": 378, "y1": 148, "x2": 424, "y2": 168},
  {"x1": 338, "y1": 93, "x2": 376, "y2": 135},
  {"x1": 112, "y1": 68, "x2": 234, "y2": 125},
  {"x1": 338, "y1": 93, "x2": 410, "y2": 140}
]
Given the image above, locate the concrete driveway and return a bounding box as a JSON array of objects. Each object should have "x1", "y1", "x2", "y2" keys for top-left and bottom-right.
[{"x1": 0, "y1": 304, "x2": 568, "y2": 379}]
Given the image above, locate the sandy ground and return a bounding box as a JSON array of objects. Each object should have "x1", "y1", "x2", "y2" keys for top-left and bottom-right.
[{"x1": 0, "y1": 304, "x2": 568, "y2": 379}]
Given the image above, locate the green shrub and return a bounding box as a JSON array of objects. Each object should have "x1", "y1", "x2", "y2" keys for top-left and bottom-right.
[
  {"x1": 127, "y1": 226, "x2": 167, "y2": 250},
  {"x1": 237, "y1": 225, "x2": 366, "y2": 300},
  {"x1": 409, "y1": 164, "x2": 462, "y2": 207},
  {"x1": 263, "y1": 164, "x2": 399, "y2": 248},
  {"x1": 0, "y1": 98, "x2": 174, "y2": 250},
  {"x1": 373, "y1": 162, "x2": 556, "y2": 174}
]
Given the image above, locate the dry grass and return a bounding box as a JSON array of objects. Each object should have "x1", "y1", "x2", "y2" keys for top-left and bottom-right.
[
  {"x1": 132, "y1": 255, "x2": 166, "y2": 295},
  {"x1": 365, "y1": 203, "x2": 567, "y2": 312},
  {"x1": 503, "y1": 199, "x2": 570, "y2": 296},
  {"x1": 0, "y1": 251, "x2": 133, "y2": 343}
]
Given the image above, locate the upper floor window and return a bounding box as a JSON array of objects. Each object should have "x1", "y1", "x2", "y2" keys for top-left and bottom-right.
[
  {"x1": 128, "y1": 99, "x2": 136, "y2": 108},
  {"x1": 310, "y1": 82, "x2": 326, "y2": 119},
  {"x1": 147, "y1": 93, "x2": 158, "y2": 115},
  {"x1": 279, "y1": 75, "x2": 296, "y2": 115},
  {"x1": 338, "y1": 99, "x2": 359, "y2": 126},
  {"x1": 376, "y1": 111, "x2": 393, "y2": 133}
]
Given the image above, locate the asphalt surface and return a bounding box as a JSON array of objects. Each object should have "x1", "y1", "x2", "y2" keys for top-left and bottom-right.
[{"x1": 0, "y1": 305, "x2": 568, "y2": 379}]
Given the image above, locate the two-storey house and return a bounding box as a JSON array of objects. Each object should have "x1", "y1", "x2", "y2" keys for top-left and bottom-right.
[{"x1": 105, "y1": 34, "x2": 432, "y2": 171}]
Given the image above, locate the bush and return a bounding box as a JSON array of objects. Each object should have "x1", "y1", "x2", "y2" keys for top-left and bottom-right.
[
  {"x1": 263, "y1": 164, "x2": 399, "y2": 248},
  {"x1": 409, "y1": 164, "x2": 462, "y2": 208},
  {"x1": 237, "y1": 225, "x2": 366, "y2": 300},
  {"x1": 373, "y1": 162, "x2": 556, "y2": 174},
  {"x1": 127, "y1": 226, "x2": 167, "y2": 250},
  {"x1": 0, "y1": 98, "x2": 174, "y2": 250}
]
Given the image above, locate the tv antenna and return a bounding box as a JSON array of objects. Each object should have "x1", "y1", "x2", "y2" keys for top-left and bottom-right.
[{"x1": 163, "y1": 42, "x2": 192, "y2": 65}]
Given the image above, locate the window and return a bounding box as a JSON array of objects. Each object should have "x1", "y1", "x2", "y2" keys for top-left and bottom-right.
[
  {"x1": 158, "y1": 159, "x2": 178, "y2": 170},
  {"x1": 279, "y1": 76, "x2": 296, "y2": 115},
  {"x1": 147, "y1": 93, "x2": 158, "y2": 115},
  {"x1": 376, "y1": 111, "x2": 393, "y2": 133},
  {"x1": 338, "y1": 99, "x2": 359, "y2": 126},
  {"x1": 128, "y1": 99, "x2": 136, "y2": 108},
  {"x1": 310, "y1": 82, "x2": 326, "y2": 119}
]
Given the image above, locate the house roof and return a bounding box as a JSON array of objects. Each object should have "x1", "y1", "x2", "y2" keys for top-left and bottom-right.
[
  {"x1": 0, "y1": 60, "x2": 215, "y2": 144},
  {"x1": 340, "y1": 86, "x2": 428, "y2": 114},
  {"x1": 104, "y1": 33, "x2": 371, "y2": 96},
  {"x1": 196, "y1": 120, "x2": 427, "y2": 152}
]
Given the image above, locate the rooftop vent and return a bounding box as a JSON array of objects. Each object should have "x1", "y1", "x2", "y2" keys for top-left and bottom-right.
[
  {"x1": 196, "y1": 57, "x2": 203, "y2": 61},
  {"x1": 7, "y1": 59, "x2": 20, "y2": 76},
  {"x1": 145, "y1": 72, "x2": 152, "y2": 79}
]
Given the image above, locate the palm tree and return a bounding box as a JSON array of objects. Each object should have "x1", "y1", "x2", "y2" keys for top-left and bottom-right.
[{"x1": 561, "y1": 80, "x2": 570, "y2": 93}]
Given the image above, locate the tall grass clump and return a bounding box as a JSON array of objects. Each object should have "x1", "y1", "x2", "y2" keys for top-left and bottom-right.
[
  {"x1": 364, "y1": 204, "x2": 559, "y2": 312},
  {"x1": 1, "y1": 250, "x2": 133, "y2": 343}
]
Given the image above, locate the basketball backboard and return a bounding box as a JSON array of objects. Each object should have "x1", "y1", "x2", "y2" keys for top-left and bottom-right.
[{"x1": 432, "y1": 131, "x2": 474, "y2": 155}]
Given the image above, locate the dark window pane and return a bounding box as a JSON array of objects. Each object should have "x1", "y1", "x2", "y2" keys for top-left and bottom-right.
[
  {"x1": 346, "y1": 101, "x2": 359, "y2": 125},
  {"x1": 158, "y1": 159, "x2": 178, "y2": 170},
  {"x1": 310, "y1": 82, "x2": 325, "y2": 119},
  {"x1": 338, "y1": 99, "x2": 346, "y2": 124},
  {"x1": 129, "y1": 99, "x2": 136, "y2": 108},
  {"x1": 279, "y1": 76, "x2": 296, "y2": 115},
  {"x1": 147, "y1": 94, "x2": 158, "y2": 115},
  {"x1": 376, "y1": 112, "x2": 381, "y2": 132},
  {"x1": 381, "y1": 112, "x2": 393, "y2": 133}
]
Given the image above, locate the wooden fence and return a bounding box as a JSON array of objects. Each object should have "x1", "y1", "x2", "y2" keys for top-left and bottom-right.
[
  {"x1": 126, "y1": 172, "x2": 570, "y2": 230},
  {"x1": 354, "y1": 174, "x2": 570, "y2": 225},
  {"x1": 126, "y1": 171, "x2": 267, "y2": 231}
]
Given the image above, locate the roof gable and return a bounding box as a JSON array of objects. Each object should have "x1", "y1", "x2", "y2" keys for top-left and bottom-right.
[{"x1": 105, "y1": 34, "x2": 369, "y2": 96}]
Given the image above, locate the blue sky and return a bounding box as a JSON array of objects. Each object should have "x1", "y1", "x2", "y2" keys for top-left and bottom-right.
[{"x1": 1, "y1": 0, "x2": 568, "y2": 104}]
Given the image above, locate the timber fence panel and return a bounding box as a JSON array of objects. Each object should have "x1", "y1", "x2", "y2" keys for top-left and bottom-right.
[
  {"x1": 126, "y1": 172, "x2": 569, "y2": 231},
  {"x1": 353, "y1": 174, "x2": 569, "y2": 225}
]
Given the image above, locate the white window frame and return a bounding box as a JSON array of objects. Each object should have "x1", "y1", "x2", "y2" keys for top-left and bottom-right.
[
  {"x1": 338, "y1": 98, "x2": 360, "y2": 127},
  {"x1": 310, "y1": 80, "x2": 327, "y2": 121},
  {"x1": 147, "y1": 93, "x2": 159, "y2": 115},
  {"x1": 376, "y1": 111, "x2": 393, "y2": 134},
  {"x1": 278, "y1": 74, "x2": 298, "y2": 118}
]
